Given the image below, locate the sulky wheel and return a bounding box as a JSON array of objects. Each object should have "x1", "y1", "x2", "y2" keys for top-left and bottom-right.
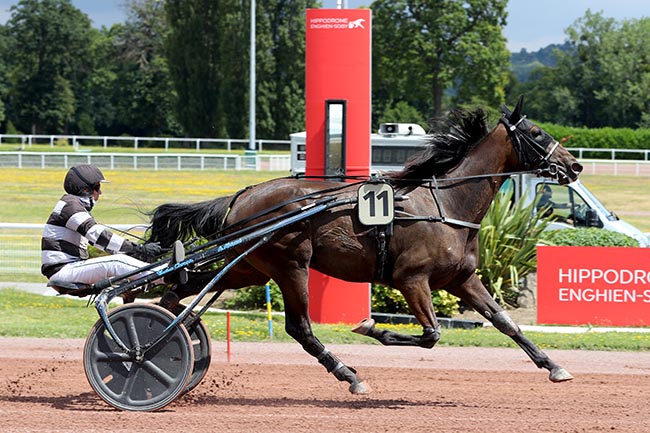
[
  {"x1": 170, "y1": 304, "x2": 212, "y2": 394},
  {"x1": 83, "y1": 303, "x2": 194, "y2": 412}
]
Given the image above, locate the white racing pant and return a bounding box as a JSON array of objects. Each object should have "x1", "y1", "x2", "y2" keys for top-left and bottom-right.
[{"x1": 49, "y1": 254, "x2": 164, "y2": 286}]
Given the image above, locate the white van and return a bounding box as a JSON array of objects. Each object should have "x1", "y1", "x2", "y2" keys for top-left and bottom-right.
[{"x1": 510, "y1": 174, "x2": 649, "y2": 247}]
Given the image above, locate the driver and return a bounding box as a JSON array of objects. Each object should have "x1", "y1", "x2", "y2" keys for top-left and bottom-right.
[
  {"x1": 536, "y1": 185, "x2": 569, "y2": 217},
  {"x1": 41, "y1": 164, "x2": 162, "y2": 287}
]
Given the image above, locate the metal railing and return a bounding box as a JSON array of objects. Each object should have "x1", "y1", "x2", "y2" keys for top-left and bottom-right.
[
  {"x1": 578, "y1": 159, "x2": 650, "y2": 177},
  {"x1": 0, "y1": 134, "x2": 290, "y2": 152},
  {"x1": 566, "y1": 147, "x2": 650, "y2": 161},
  {"x1": 0, "y1": 151, "x2": 291, "y2": 172}
]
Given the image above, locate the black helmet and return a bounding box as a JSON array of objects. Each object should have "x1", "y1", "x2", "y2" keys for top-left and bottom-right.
[{"x1": 64, "y1": 164, "x2": 107, "y2": 196}]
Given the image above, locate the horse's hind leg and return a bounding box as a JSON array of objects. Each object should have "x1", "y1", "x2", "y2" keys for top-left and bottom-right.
[
  {"x1": 353, "y1": 278, "x2": 441, "y2": 348},
  {"x1": 450, "y1": 274, "x2": 573, "y2": 383}
]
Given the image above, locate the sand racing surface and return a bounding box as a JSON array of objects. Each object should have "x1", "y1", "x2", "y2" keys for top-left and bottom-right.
[{"x1": 1, "y1": 337, "x2": 650, "y2": 433}]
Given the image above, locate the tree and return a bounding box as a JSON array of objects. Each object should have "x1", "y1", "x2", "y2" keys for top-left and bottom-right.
[
  {"x1": 165, "y1": 0, "x2": 231, "y2": 137},
  {"x1": 557, "y1": 10, "x2": 616, "y2": 128},
  {"x1": 5, "y1": 0, "x2": 94, "y2": 134},
  {"x1": 258, "y1": 0, "x2": 319, "y2": 139},
  {"x1": 512, "y1": 11, "x2": 650, "y2": 129},
  {"x1": 595, "y1": 17, "x2": 650, "y2": 128},
  {"x1": 371, "y1": 0, "x2": 510, "y2": 123},
  {"x1": 165, "y1": 0, "x2": 316, "y2": 139},
  {"x1": 108, "y1": 0, "x2": 179, "y2": 136},
  {"x1": 0, "y1": 25, "x2": 9, "y2": 126}
]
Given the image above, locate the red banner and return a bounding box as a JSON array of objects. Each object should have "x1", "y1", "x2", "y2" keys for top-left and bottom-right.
[
  {"x1": 305, "y1": 8, "x2": 371, "y2": 178},
  {"x1": 305, "y1": 9, "x2": 371, "y2": 324},
  {"x1": 537, "y1": 246, "x2": 650, "y2": 326}
]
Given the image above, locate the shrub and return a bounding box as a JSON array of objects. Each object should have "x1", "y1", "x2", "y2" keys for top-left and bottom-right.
[
  {"x1": 540, "y1": 228, "x2": 639, "y2": 247},
  {"x1": 477, "y1": 182, "x2": 551, "y2": 308},
  {"x1": 222, "y1": 280, "x2": 284, "y2": 311},
  {"x1": 371, "y1": 283, "x2": 459, "y2": 318},
  {"x1": 223, "y1": 280, "x2": 460, "y2": 317},
  {"x1": 540, "y1": 122, "x2": 650, "y2": 156}
]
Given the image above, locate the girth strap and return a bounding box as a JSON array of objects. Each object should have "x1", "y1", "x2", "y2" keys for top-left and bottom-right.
[{"x1": 374, "y1": 223, "x2": 393, "y2": 283}]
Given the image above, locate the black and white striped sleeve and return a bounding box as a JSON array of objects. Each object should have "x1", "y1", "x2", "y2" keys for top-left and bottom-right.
[{"x1": 66, "y1": 208, "x2": 136, "y2": 255}]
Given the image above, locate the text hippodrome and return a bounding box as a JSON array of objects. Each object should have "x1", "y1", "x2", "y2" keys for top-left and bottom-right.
[
  {"x1": 310, "y1": 17, "x2": 351, "y2": 29},
  {"x1": 558, "y1": 268, "x2": 650, "y2": 303},
  {"x1": 559, "y1": 268, "x2": 650, "y2": 285}
]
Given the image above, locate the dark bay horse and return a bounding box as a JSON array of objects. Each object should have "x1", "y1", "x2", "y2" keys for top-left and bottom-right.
[{"x1": 148, "y1": 97, "x2": 583, "y2": 393}]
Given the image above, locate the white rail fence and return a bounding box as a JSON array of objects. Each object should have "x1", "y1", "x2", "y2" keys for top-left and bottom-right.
[
  {"x1": 2, "y1": 152, "x2": 650, "y2": 175},
  {"x1": 578, "y1": 160, "x2": 650, "y2": 176},
  {"x1": 0, "y1": 223, "x2": 145, "y2": 282},
  {"x1": 0, "y1": 134, "x2": 290, "y2": 152},
  {"x1": 0, "y1": 152, "x2": 291, "y2": 171}
]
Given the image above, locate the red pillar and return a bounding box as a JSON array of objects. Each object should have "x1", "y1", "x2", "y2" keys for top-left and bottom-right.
[{"x1": 305, "y1": 9, "x2": 372, "y2": 324}]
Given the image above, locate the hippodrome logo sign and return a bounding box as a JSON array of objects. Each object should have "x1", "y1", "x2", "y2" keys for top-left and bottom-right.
[{"x1": 309, "y1": 17, "x2": 366, "y2": 30}]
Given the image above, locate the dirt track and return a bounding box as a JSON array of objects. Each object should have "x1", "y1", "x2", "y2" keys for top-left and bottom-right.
[{"x1": 1, "y1": 337, "x2": 650, "y2": 433}]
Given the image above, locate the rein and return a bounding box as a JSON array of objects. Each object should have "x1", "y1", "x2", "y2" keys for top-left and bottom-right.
[
  {"x1": 220, "y1": 169, "x2": 542, "y2": 235},
  {"x1": 201, "y1": 179, "x2": 365, "y2": 241}
]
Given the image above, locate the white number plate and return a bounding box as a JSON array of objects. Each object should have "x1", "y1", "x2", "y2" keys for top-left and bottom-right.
[{"x1": 358, "y1": 183, "x2": 394, "y2": 225}]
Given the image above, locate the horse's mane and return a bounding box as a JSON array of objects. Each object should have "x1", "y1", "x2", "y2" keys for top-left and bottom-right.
[{"x1": 386, "y1": 108, "x2": 489, "y2": 185}]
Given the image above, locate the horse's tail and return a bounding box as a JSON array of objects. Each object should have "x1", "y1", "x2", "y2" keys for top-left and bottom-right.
[{"x1": 147, "y1": 196, "x2": 232, "y2": 247}]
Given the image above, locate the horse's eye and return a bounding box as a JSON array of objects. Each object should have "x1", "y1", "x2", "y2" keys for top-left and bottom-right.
[{"x1": 530, "y1": 126, "x2": 542, "y2": 137}]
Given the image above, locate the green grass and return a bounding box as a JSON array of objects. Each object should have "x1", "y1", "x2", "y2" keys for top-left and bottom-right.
[
  {"x1": 2, "y1": 167, "x2": 650, "y2": 348},
  {"x1": 1, "y1": 288, "x2": 649, "y2": 350},
  {"x1": 0, "y1": 168, "x2": 283, "y2": 282},
  {"x1": 0, "y1": 167, "x2": 282, "y2": 223},
  {"x1": 1, "y1": 168, "x2": 648, "y2": 230}
]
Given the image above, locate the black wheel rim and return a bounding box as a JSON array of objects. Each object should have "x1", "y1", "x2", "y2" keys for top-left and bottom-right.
[{"x1": 170, "y1": 304, "x2": 212, "y2": 393}]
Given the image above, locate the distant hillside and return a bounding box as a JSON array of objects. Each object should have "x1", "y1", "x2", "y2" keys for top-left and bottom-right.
[{"x1": 510, "y1": 42, "x2": 571, "y2": 82}]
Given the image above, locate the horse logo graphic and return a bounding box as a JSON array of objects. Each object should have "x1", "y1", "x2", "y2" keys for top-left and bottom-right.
[{"x1": 348, "y1": 18, "x2": 365, "y2": 29}]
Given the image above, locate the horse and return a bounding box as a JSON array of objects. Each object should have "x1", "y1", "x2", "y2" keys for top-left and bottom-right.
[{"x1": 147, "y1": 97, "x2": 583, "y2": 393}]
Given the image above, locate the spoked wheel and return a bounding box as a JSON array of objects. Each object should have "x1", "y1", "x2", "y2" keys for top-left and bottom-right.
[
  {"x1": 83, "y1": 303, "x2": 194, "y2": 412},
  {"x1": 170, "y1": 304, "x2": 212, "y2": 394}
]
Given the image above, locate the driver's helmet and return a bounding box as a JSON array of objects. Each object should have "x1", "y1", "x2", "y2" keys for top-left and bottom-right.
[{"x1": 63, "y1": 164, "x2": 107, "y2": 196}]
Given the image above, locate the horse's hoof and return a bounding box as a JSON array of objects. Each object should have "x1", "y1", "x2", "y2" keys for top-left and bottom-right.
[
  {"x1": 351, "y1": 318, "x2": 375, "y2": 335},
  {"x1": 349, "y1": 381, "x2": 371, "y2": 394},
  {"x1": 549, "y1": 367, "x2": 574, "y2": 382}
]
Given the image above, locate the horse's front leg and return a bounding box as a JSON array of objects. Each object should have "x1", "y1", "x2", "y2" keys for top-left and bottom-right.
[
  {"x1": 352, "y1": 279, "x2": 441, "y2": 348},
  {"x1": 450, "y1": 274, "x2": 573, "y2": 383},
  {"x1": 275, "y1": 271, "x2": 370, "y2": 394}
]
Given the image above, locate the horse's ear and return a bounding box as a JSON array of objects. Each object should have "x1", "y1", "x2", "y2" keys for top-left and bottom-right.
[
  {"x1": 501, "y1": 103, "x2": 511, "y2": 118},
  {"x1": 511, "y1": 95, "x2": 525, "y2": 121}
]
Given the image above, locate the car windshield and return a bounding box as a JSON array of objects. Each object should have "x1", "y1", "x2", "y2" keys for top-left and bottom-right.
[{"x1": 575, "y1": 181, "x2": 618, "y2": 221}]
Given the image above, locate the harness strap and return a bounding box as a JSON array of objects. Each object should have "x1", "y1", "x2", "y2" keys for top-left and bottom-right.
[
  {"x1": 394, "y1": 213, "x2": 481, "y2": 230},
  {"x1": 374, "y1": 223, "x2": 393, "y2": 283},
  {"x1": 423, "y1": 176, "x2": 482, "y2": 230},
  {"x1": 206, "y1": 181, "x2": 362, "y2": 241},
  {"x1": 441, "y1": 217, "x2": 481, "y2": 230}
]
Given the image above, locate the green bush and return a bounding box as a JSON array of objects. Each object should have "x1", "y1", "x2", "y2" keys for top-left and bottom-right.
[
  {"x1": 541, "y1": 122, "x2": 650, "y2": 157},
  {"x1": 222, "y1": 280, "x2": 284, "y2": 311},
  {"x1": 477, "y1": 182, "x2": 551, "y2": 308},
  {"x1": 371, "y1": 283, "x2": 459, "y2": 318},
  {"x1": 223, "y1": 280, "x2": 460, "y2": 318},
  {"x1": 540, "y1": 228, "x2": 639, "y2": 247}
]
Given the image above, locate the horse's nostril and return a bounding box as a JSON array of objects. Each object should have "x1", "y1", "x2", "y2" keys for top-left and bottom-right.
[{"x1": 571, "y1": 163, "x2": 583, "y2": 174}]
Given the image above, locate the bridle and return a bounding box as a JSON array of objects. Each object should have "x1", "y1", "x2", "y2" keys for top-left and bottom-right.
[{"x1": 499, "y1": 114, "x2": 568, "y2": 182}]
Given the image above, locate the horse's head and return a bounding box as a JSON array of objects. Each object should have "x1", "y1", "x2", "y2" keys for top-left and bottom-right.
[{"x1": 501, "y1": 96, "x2": 582, "y2": 185}]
